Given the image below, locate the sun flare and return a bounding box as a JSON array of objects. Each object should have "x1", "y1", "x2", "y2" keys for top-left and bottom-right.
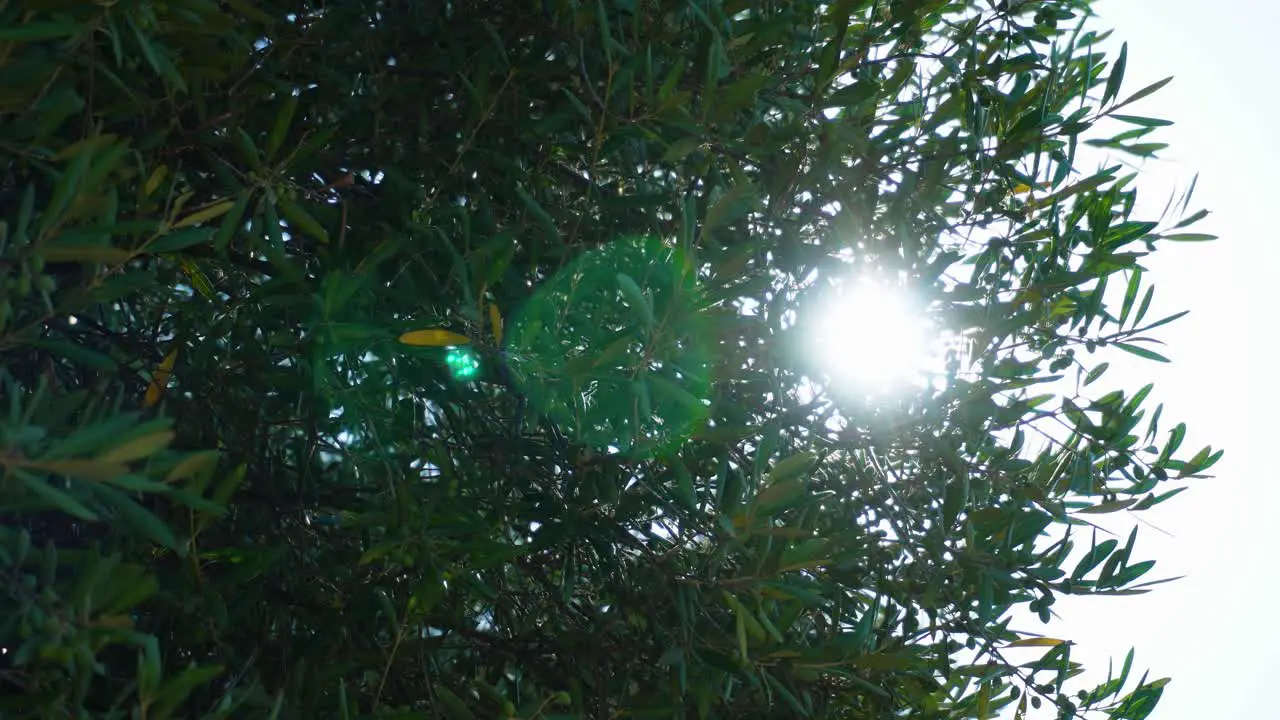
[{"x1": 809, "y1": 279, "x2": 933, "y2": 392}]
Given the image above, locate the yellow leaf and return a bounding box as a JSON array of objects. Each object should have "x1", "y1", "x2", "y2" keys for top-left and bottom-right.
[
  {"x1": 1004, "y1": 637, "x2": 1066, "y2": 648},
  {"x1": 768, "y1": 451, "x2": 817, "y2": 484},
  {"x1": 27, "y1": 459, "x2": 130, "y2": 481},
  {"x1": 488, "y1": 303, "x2": 503, "y2": 345},
  {"x1": 166, "y1": 450, "x2": 220, "y2": 484},
  {"x1": 174, "y1": 199, "x2": 236, "y2": 229},
  {"x1": 89, "y1": 615, "x2": 135, "y2": 629},
  {"x1": 170, "y1": 191, "x2": 195, "y2": 222},
  {"x1": 398, "y1": 329, "x2": 472, "y2": 347},
  {"x1": 144, "y1": 348, "x2": 180, "y2": 408},
  {"x1": 98, "y1": 430, "x2": 176, "y2": 463},
  {"x1": 143, "y1": 165, "x2": 169, "y2": 198}
]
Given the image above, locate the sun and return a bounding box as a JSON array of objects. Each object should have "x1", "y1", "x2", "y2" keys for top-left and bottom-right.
[{"x1": 807, "y1": 278, "x2": 932, "y2": 393}]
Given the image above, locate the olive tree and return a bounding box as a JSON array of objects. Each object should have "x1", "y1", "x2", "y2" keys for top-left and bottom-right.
[{"x1": 0, "y1": 1, "x2": 1217, "y2": 718}]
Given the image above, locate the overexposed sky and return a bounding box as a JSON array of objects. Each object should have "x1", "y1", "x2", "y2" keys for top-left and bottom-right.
[{"x1": 1008, "y1": 1, "x2": 1278, "y2": 717}]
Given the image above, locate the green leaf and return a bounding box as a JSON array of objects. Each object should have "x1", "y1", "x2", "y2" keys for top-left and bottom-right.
[
  {"x1": 825, "y1": 80, "x2": 880, "y2": 108},
  {"x1": 1121, "y1": 142, "x2": 1168, "y2": 158},
  {"x1": 214, "y1": 190, "x2": 253, "y2": 252},
  {"x1": 277, "y1": 196, "x2": 330, "y2": 244},
  {"x1": 662, "y1": 136, "x2": 703, "y2": 163},
  {"x1": 1112, "y1": 342, "x2": 1170, "y2": 363},
  {"x1": 762, "y1": 580, "x2": 825, "y2": 607},
  {"x1": 1113, "y1": 76, "x2": 1174, "y2": 112},
  {"x1": 704, "y1": 182, "x2": 758, "y2": 231},
  {"x1": 595, "y1": 0, "x2": 613, "y2": 64},
  {"x1": 29, "y1": 339, "x2": 118, "y2": 371},
  {"x1": 514, "y1": 183, "x2": 559, "y2": 242},
  {"x1": 232, "y1": 127, "x2": 262, "y2": 171},
  {"x1": 38, "y1": 147, "x2": 92, "y2": 237},
  {"x1": 179, "y1": 259, "x2": 217, "y2": 301},
  {"x1": 1077, "y1": 498, "x2": 1137, "y2": 515},
  {"x1": 1118, "y1": 270, "x2": 1141, "y2": 328},
  {"x1": 1172, "y1": 208, "x2": 1209, "y2": 229},
  {"x1": 714, "y1": 73, "x2": 770, "y2": 119},
  {"x1": 13, "y1": 469, "x2": 98, "y2": 521},
  {"x1": 15, "y1": 184, "x2": 35, "y2": 240},
  {"x1": 1103, "y1": 43, "x2": 1127, "y2": 106},
  {"x1": 0, "y1": 22, "x2": 80, "y2": 41},
  {"x1": 768, "y1": 452, "x2": 817, "y2": 484},
  {"x1": 674, "y1": 462, "x2": 696, "y2": 510},
  {"x1": 1110, "y1": 560, "x2": 1156, "y2": 588},
  {"x1": 1180, "y1": 445, "x2": 1223, "y2": 477},
  {"x1": 1135, "y1": 310, "x2": 1189, "y2": 334},
  {"x1": 92, "y1": 484, "x2": 181, "y2": 552},
  {"x1": 616, "y1": 273, "x2": 654, "y2": 329},
  {"x1": 1132, "y1": 486, "x2": 1187, "y2": 510},
  {"x1": 763, "y1": 671, "x2": 809, "y2": 716},
  {"x1": 942, "y1": 478, "x2": 967, "y2": 527},
  {"x1": 1133, "y1": 286, "x2": 1155, "y2": 326},
  {"x1": 126, "y1": 12, "x2": 164, "y2": 79},
  {"x1": 151, "y1": 665, "x2": 225, "y2": 720},
  {"x1": 1072, "y1": 537, "x2": 1117, "y2": 580},
  {"x1": 716, "y1": 458, "x2": 743, "y2": 514},
  {"x1": 45, "y1": 413, "x2": 148, "y2": 459},
  {"x1": 29, "y1": 459, "x2": 129, "y2": 482},
  {"x1": 648, "y1": 373, "x2": 706, "y2": 413},
  {"x1": 375, "y1": 588, "x2": 399, "y2": 634},
  {"x1": 1111, "y1": 114, "x2": 1172, "y2": 128},
  {"x1": 434, "y1": 687, "x2": 476, "y2": 720},
  {"x1": 1084, "y1": 362, "x2": 1110, "y2": 386},
  {"x1": 753, "y1": 479, "x2": 805, "y2": 516},
  {"x1": 151, "y1": 227, "x2": 217, "y2": 253},
  {"x1": 266, "y1": 93, "x2": 299, "y2": 161}
]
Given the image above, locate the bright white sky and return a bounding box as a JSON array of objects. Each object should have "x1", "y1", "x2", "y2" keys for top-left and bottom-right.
[{"x1": 998, "y1": 0, "x2": 1278, "y2": 716}]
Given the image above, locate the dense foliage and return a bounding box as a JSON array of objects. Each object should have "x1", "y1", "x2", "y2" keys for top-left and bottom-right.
[{"x1": 0, "y1": 0, "x2": 1220, "y2": 718}]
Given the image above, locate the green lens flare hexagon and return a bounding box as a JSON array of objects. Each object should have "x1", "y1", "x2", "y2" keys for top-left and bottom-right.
[
  {"x1": 445, "y1": 346, "x2": 481, "y2": 380},
  {"x1": 505, "y1": 237, "x2": 711, "y2": 458}
]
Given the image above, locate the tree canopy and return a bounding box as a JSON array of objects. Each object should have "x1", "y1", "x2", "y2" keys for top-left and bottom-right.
[{"x1": 0, "y1": 1, "x2": 1220, "y2": 718}]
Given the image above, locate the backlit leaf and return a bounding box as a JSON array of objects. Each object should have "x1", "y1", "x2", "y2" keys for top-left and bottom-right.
[
  {"x1": 173, "y1": 200, "x2": 236, "y2": 230},
  {"x1": 1005, "y1": 637, "x2": 1066, "y2": 648},
  {"x1": 98, "y1": 430, "x2": 176, "y2": 463},
  {"x1": 144, "y1": 347, "x2": 180, "y2": 408},
  {"x1": 399, "y1": 329, "x2": 473, "y2": 347}
]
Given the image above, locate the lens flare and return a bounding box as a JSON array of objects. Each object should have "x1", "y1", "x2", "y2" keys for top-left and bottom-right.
[{"x1": 445, "y1": 346, "x2": 481, "y2": 380}]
